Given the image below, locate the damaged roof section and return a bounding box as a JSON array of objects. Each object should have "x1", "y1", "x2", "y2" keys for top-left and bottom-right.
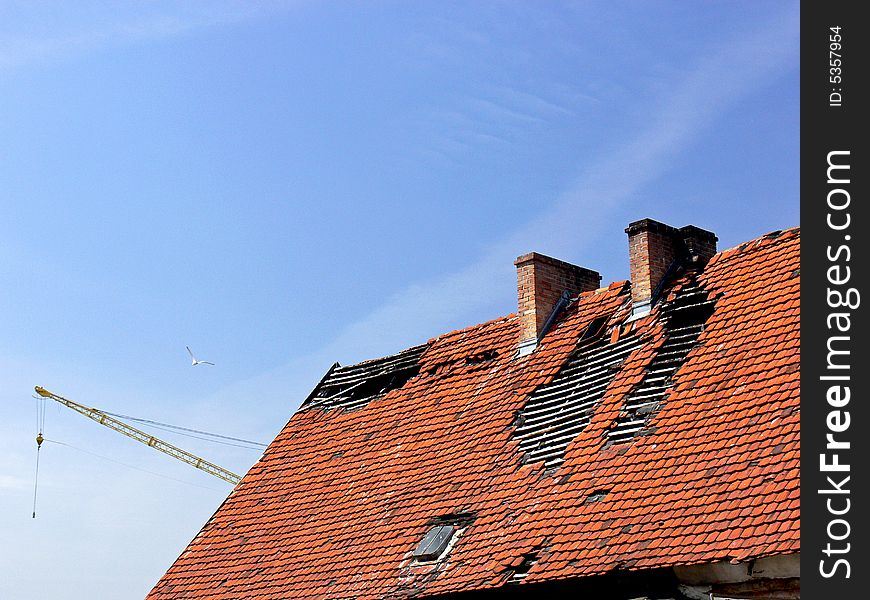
[
  {"x1": 148, "y1": 226, "x2": 800, "y2": 600},
  {"x1": 608, "y1": 275, "x2": 716, "y2": 443},
  {"x1": 515, "y1": 313, "x2": 644, "y2": 468},
  {"x1": 303, "y1": 344, "x2": 427, "y2": 412}
]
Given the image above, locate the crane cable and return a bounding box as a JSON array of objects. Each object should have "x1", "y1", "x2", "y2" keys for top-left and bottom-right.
[
  {"x1": 41, "y1": 438, "x2": 223, "y2": 492},
  {"x1": 29, "y1": 392, "x2": 265, "y2": 516},
  {"x1": 99, "y1": 410, "x2": 267, "y2": 449},
  {"x1": 32, "y1": 394, "x2": 47, "y2": 518}
]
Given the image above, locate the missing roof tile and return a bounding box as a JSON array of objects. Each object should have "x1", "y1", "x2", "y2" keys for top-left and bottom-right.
[
  {"x1": 580, "y1": 316, "x2": 609, "y2": 342},
  {"x1": 506, "y1": 553, "x2": 539, "y2": 584},
  {"x1": 430, "y1": 511, "x2": 477, "y2": 528},
  {"x1": 607, "y1": 277, "x2": 717, "y2": 444},
  {"x1": 466, "y1": 349, "x2": 498, "y2": 365},
  {"x1": 426, "y1": 349, "x2": 499, "y2": 376},
  {"x1": 303, "y1": 344, "x2": 426, "y2": 412},
  {"x1": 514, "y1": 318, "x2": 643, "y2": 468},
  {"x1": 585, "y1": 489, "x2": 610, "y2": 504}
]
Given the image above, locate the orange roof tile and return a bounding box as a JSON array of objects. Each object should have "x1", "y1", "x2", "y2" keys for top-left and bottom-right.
[{"x1": 149, "y1": 227, "x2": 799, "y2": 599}]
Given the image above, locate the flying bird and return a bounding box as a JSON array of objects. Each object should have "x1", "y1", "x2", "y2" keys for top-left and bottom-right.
[{"x1": 186, "y1": 346, "x2": 214, "y2": 366}]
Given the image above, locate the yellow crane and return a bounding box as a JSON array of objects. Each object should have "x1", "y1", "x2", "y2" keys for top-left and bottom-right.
[{"x1": 34, "y1": 386, "x2": 242, "y2": 485}]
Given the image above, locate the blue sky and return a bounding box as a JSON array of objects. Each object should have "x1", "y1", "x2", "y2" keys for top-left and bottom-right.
[{"x1": 1, "y1": 2, "x2": 798, "y2": 598}]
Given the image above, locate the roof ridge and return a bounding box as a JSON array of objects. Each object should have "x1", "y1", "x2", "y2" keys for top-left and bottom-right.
[
  {"x1": 334, "y1": 229, "x2": 796, "y2": 372},
  {"x1": 709, "y1": 226, "x2": 799, "y2": 266},
  {"x1": 334, "y1": 342, "x2": 429, "y2": 369},
  {"x1": 427, "y1": 313, "x2": 517, "y2": 345}
]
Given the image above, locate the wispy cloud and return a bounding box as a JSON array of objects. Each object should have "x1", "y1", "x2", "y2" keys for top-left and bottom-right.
[
  {"x1": 214, "y1": 3, "x2": 799, "y2": 419},
  {"x1": 487, "y1": 85, "x2": 585, "y2": 117},
  {"x1": 466, "y1": 97, "x2": 548, "y2": 125},
  {"x1": 0, "y1": 474, "x2": 31, "y2": 492},
  {"x1": 0, "y1": 1, "x2": 294, "y2": 71}
]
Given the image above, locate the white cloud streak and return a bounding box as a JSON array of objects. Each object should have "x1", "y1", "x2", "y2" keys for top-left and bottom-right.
[
  {"x1": 0, "y1": 474, "x2": 31, "y2": 491},
  {"x1": 214, "y1": 4, "x2": 799, "y2": 419},
  {"x1": 0, "y1": 6, "x2": 799, "y2": 599},
  {"x1": 0, "y1": 1, "x2": 296, "y2": 71}
]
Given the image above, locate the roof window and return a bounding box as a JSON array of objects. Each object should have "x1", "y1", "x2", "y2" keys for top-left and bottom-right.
[
  {"x1": 410, "y1": 512, "x2": 476, "y2": 564},
  {"x1": 412, "y1": 525, "x2": 456, "y2": 562}
]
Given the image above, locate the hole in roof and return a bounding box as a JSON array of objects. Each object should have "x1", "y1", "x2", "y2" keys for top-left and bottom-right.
[
  {"x1": 466, "y1": 349, "x2": 498, "y2": 365},
  {"x1": 431, "y1": 511, "x2": 476, "y2": 527},
  {"x1": 506, "y1": 553, "x2": 539, "y2": 584},
  {"x1": 513, "y1": 310, "x2": 642, "y2": 468},
  {"x1": 426, "y1": 349, "x2": 498, "y2": 376},
  {"x1": 607, "y1": 275, "x2": 717, "y2": 445},
  {"x1": 303, "y1": 344, "x2": 426, "y2": 411},
  {"x1": 580, "y1": 316, "x2": 609, "y2": 342},
  {"x1": 585, "y1": 489, "x2": 610, "y2": 503}
]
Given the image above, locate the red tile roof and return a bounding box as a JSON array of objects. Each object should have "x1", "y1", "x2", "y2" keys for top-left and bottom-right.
[{"x1": 149, "y1": 227, "x2": 799, "y2": 598}]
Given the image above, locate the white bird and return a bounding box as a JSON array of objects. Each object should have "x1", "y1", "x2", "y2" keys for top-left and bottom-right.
[{"x1": 186, "y1": 346, "x2": 214, "y2": 366}]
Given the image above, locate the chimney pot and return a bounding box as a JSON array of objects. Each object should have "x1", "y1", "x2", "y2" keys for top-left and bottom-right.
[
  {"x1": 514, "y1": 252, "x2": 600, "y2": 355},
  {"x1": 625, "y1": 218, "x2": 717, "y2": 316},
  {"x1": 679, "y1": 225, "x2": 719, "y2": 264}
]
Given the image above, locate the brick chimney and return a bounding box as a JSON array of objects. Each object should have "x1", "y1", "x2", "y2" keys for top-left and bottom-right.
[
  {"x1": 515, "y1": 252, "x2": 601, "y2": 356},
  {"x1": 625, "y1": 218, "x2": 717, "y2": 316}
]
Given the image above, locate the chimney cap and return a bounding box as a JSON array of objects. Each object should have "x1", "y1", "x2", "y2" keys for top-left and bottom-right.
[
  {"x1": 514, "y1": 252, "x2": 600, "y2": 278},
  {"x1": 625, "y1": 218, "x2": 679, "y2": 236},
  {"x1": 678, "y1": 224, "x2": 718, "y2": 243},
  {"x1": 625, "y1": 218, "x2": 718, "y2": 244}
]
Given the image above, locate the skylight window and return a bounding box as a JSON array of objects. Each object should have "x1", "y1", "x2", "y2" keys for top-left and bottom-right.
[{"x1": 412, "y1": 525, "x2": 456, "y2": 562}]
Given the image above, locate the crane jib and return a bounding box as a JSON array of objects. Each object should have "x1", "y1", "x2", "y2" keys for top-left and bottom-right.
[{"x1": 33, "y1": 386, "x2": 242, "y2": 485}]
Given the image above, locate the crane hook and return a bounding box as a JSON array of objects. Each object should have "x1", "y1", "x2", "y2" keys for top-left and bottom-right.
[{"x1": 33, "y1": 432, "x2": 44, "y2": 518}]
